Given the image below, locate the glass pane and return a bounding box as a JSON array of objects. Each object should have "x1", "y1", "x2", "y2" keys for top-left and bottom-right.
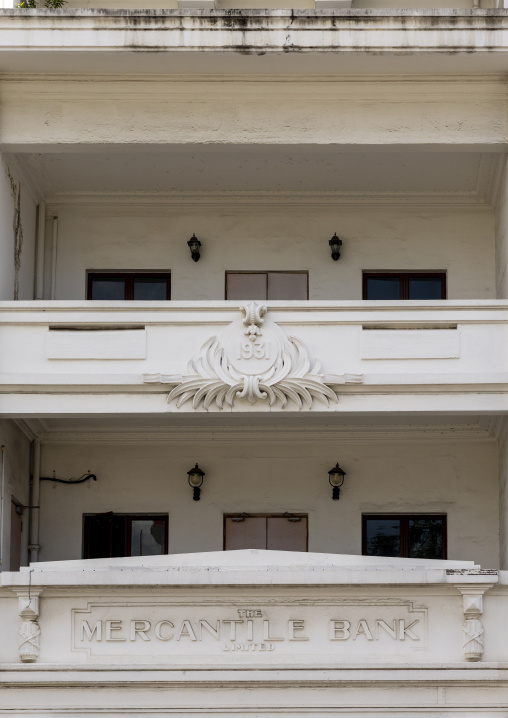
[
  {"x1": 268, "y1": 273, "x2": 307, "y2": 300},
  {"x1": 226, "y1": 273, "x2": 267, "y2": 300},
  {"x1": 365, "y1": 277, "x2": 401, "y2": 300},
  {"x1": 90, "y1": 277, "x2": 126, "y2": 300},
  {"x1": 133, "y1": 277, "x2": 168, "y2": 300},
  {"x1": 408, "y1": 277, "x2": 444, "y2": 300},
  {"x1": 130, "y1": 519, "x2": 166, "y2": 556},
  {"x1": 85, "y1": 513, "x2": 113, "y2": 559},
  {"x1": 365, "y1": 518, "x2": 401, "y2": 557},
  {"x1": 408, "y1": 518, "x2": 444, "y2": 559},
  {"x1": 111, "y1": 515, "x2": 127, "y2": 558}
]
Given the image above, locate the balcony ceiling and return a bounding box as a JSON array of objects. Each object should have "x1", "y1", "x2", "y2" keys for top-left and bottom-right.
[{"x1": 17, "y1": 148, "x2": 497, "y2": 200}]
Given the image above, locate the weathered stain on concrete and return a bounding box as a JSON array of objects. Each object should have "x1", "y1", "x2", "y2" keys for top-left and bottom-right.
[
  {"x1": 0, "y1": 9, "x2": 506, "y2": 56},
  {"x1": 6, "y1": 167, "x2": 23, "y2": 302}
]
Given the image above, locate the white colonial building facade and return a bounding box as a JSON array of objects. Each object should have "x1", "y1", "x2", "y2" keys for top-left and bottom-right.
[{"x1": 1, "y1": 1, "x2": 508, "y2": 715}]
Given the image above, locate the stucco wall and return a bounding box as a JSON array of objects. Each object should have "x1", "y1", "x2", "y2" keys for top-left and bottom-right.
[
  {"x1": 0, "y1": 420, "x2": 30, "y2": 571},
  {"x1": 45, "y1": 204, "x2": 495, "y2": 301},
  {"x1": 0, "y1": 155, "x2": 37, "y2": 301},
  {"x1": 37, "y1": 438, "x2": 498, "y2": 567}
]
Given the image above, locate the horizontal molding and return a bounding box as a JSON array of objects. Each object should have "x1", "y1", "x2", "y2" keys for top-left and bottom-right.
[
  {"x1": 1, "y1": 73, "x2": 507, "y2": 84},
  {"x1": 45, "y1": 189, "x2": 494, "y2": 209},
  {"x1": 2, "y1": 301, "x2": 508, "y2": 319},
  {"x1": 36, "y1": 419, "x2": 502, "y2": 444},
  {"x1": 2, "y1": 77, "x2": 506, "y2": 101}
]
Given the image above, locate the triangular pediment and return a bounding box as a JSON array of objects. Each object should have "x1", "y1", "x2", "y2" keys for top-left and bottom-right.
[{"x1": 20, "y1": 549, "x2": 478, "y2": 573}]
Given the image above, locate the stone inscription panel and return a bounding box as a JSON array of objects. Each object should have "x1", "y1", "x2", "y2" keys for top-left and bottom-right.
[{"x1": 72, "y1": 599, "x2": 427, "y2": 659}]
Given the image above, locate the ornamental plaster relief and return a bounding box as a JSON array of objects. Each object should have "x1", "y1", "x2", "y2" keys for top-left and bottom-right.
[
  {"x1": 455, "y1": 584, "x2": 493, "y2": 662},
  {"x1": 72, "y1": 598, "x2": 426, "y2": 661},
  {"x1": 16, "y1": 591, "x2": 41, "y2": 663},
  {"x1": 144, "y1": 303, "x2": 362, "y2": 410}
]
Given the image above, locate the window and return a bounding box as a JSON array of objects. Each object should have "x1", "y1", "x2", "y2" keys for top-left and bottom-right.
[
  {"x1": 224, "y1": 513, "x2": 308, "y2": 552},
  {"x1": 226, "y1": 272, "x2": 308, "y2": 300},
  {"x1": 83, "y1": 513, "x2": 168, "y2": 559},
  {"x1": 362, "y1": 514, "x2": 446, "y2": 560},
  {"x1": 87, "y1": 272, "x2": 171, "y2": 300},
  {"x1": 363, "y1": 272, "x2": 446, "y2": 300}
]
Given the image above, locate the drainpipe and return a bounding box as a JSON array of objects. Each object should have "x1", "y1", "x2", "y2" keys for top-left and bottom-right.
[
  {"x1": 29, "y1": 439, "x2": 41, "y2": 563},
  {"x1": 0, "y1": 445, "x2": 5, "y2": 566},
  {"x1": 50, "y1": 216, "x2": 58, "y2": 300},
  {"x1": 35, "y1": 203, "x2": 46, "y2": 300}
]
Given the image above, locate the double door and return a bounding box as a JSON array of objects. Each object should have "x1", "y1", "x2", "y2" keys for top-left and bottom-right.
[{"x1": 224, "y1": 513, "x2": 308, "y2": 552}]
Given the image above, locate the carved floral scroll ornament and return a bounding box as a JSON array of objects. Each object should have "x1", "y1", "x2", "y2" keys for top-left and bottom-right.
[{"x1": 144, "y1": 303, "x2": 362, "y2": 411}]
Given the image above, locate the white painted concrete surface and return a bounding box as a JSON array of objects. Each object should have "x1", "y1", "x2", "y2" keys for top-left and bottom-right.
[
  {"x1": 42, "y1": 204, "x2": 495, "y2": 302},
  {"x1": 34, "y1": 437, "x2": 497, "y2": 565}
]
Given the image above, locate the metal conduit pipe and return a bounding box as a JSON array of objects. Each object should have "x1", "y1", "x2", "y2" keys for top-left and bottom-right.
[
  {"x1": 50, "y1": 216, "x2": 58, "y2": 300},
  {"x1": 35, "y1": 203, "x2": 46, "y2": 300},
  {"x1": 29, "y1": 439, "x2": 41, "y2": 563},
  {"x1": 0, "y1": 445, "x2": 5, "y2": 566}
]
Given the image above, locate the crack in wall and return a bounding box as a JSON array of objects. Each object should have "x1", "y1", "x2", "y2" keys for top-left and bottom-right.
[{"x1": 7, "y1": 167, "x2": 24, "y2": 301}]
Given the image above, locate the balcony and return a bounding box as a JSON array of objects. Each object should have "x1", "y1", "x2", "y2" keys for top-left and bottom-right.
[
  {"x1": 0, "y1": 300, "x2": 507, "y2": 417},
  {"x1": 0, "y1": 550, "x2": 507, "y2": 714}
]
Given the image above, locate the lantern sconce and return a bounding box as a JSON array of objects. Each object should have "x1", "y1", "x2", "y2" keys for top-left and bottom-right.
[
  {"x1": 329, "y1": 232, "x2": 342, "y2": 261},
  {"x1": 187, "y1": 234, "x2": 202, "y2": 262},
  {"x1": 187, "y1": 463, "x2": 206, "y2": 501},
  {"x1": 328, "y1": 463, "x2": 346, "y2": 500}
]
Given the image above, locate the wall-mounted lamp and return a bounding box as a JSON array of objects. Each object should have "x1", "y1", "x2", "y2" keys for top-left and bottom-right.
[
  {"x1": 328, "y1": 463, "x2": 346, "y2": 500},
  {"x1": 329, "y1": 233, "x2": 342, "y2": 261},
  {"x1": 187, "y1": 463, "x2": 206, "y2": 501},
  {"x1": 187, "y1": 234, "x2": 202, "y2": 262}
]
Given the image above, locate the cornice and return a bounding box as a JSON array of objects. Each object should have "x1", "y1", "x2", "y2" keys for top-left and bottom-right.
[
  {"x1": 3, "y1": 153, "x2": 44, "y2": 206},
  {"x1": 45, "y1": 190, "x2": 494, "y2": 210},
  {"x1": 37, "y1": 419, "x2": 501, "y2": 444},
  {"x1": 12, "y1": 418, "x2": 49, "y2": 440}
]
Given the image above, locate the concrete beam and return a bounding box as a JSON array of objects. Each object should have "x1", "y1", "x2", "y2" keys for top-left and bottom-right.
[{"x1": 1, "y1": 77, "x2": 507, "y2": 148}]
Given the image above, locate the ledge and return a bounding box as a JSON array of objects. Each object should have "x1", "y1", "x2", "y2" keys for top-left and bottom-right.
[
  {"x1": 0, "y1": 550, "x2": 495, "y2": 588},
  {"x1": 1, "y1": 9, "x2": 508, "y2": 53}
]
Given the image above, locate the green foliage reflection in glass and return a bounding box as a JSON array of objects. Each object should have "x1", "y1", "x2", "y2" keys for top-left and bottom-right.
[
  {"x1": 366, "y1": 519, "x2": 401, "y2": 557},
  {"x1": 17, "y1": 0, "x2": 67, "y2": 7},
  {"x1": 365, "y1": 516, "x2": 444, "y2": 559},
  {"x1": 408, "y1": 518, "x2": 443, "y2": 559}
]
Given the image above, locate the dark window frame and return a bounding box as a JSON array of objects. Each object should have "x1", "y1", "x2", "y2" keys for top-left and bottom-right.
[
  {"x1": 223, "y1": 512, "x2": 309, "y2": 551},
  {"x1": 87, "y1": 272, "x2": 171, "y2": 300},
  {"x1": 83, "y1": 513, "x2": 169, "y2": 558},
  {"x1": 362, "y1": 272, "x2": 446, "y2": 300},
  {"x1": 362, "y1": 513, "x2": 447, "y2": 559},
  {"x1": 225, "y1": 271, "x2": 309, "y2": 300}
]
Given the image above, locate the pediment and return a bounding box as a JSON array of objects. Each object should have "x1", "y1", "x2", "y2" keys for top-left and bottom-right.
[{"x1": 20, "y1": 549, "x2": 478, "y2": 574}]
